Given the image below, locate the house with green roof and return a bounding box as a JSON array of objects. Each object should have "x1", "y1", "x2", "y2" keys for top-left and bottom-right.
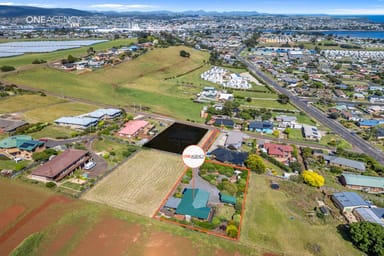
[
  {"x1": 176, "y1": 189, "x2": 212, "y2": 220},
  {"x1": 0, "y1": 135, "x2": 45, "y2": 161},
  {"x1": 340, "y1": 173, "x2": 384, "y2": 194}
]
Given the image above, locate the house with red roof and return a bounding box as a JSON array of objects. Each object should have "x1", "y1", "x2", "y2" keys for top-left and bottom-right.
[
  {"x1": 263, "y1": 142, "x2": 293, "y2": 163},
  {"x1": 118, "y1": 120, "x2": 149, "y2": 138}
]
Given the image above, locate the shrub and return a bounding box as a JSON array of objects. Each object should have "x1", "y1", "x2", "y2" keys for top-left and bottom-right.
[
  {"x1": 1, "y1": 65, "x2": 15, "y2": 72},
  {"x1": 226, "y1": 224, "x2": 238, "y2": 238},
  {"x1": 45, "y1": 182, "x2": 56, "y2": 188}
]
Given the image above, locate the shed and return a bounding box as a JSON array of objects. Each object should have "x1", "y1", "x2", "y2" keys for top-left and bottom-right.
[{"x1": 220, "y1": 194, "x2": 236, "y2": 205}]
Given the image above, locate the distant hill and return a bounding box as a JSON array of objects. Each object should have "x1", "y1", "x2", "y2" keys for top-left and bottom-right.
[{"x1": 0, "y1": 5, "x2": 93, "y2": 17}]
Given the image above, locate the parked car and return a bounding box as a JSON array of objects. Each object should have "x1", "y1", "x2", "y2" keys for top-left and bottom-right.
[{"x1": 84, "y1": 161, "x2": 96, "y2": 170}]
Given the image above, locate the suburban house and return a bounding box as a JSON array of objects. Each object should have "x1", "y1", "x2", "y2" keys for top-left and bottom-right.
[
  {"x1": 210, "y1": 147, "x2": 248, "y2": 166},
  {"x1": 0, "y1": 135, "x2": 45, "y2": 160},
  {"x1": 331, "y1": 192, "x2": 369, "y2": 212},
  {"x1": 263, "y1": 142, "x2": 293, "y2": 163},
  {"x1": 118, "y1": 120, "x2": 150, "y2": 138},
  {"x1": 214, "y1": 118, "x2": 234, "y2": 128},
  {"x1": 358, "y1": 119, "x2": 384, "y2": 128},
  {"x1": 225, "y1": 131, "x2": 244, "y2": 150},
  {"x1": 248, "y1": 121, "x2": 274, "y2": 134},
  {"x1": 175, "y1": 189, "x2": 212, "y2": 220},
  {"x1": 302, "y1": 124, "x2": 321, "y2": 141},
  {"x1": 339, "y1": 173, "x2": 384, "y2": 194},
  {"x1": 321, "y1": 155, "x2": 366, "y2": 172},
  {"x1": 0, "y1": 119, "x2": 28, "y2": 133},
  {"x1": 54, "y1": 116, "x2": 99, "y2": 130},
  {"x1": 31, "y1": 149, "x2": 90, "y2": 182},
  {"x1": 85, "y1": 108, "x2": 122, "y2": 120},
  {"x1": 376, "y1": 128, "x2": 384, "y2": 139},
  {"x1": 275, "y1": 115, "x2": 298, "y2": 128}
]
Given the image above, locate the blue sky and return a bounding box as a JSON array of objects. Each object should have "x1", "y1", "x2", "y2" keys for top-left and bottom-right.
[{"x1": 1, "y1": 0, "x2": 384, "y2": 14}]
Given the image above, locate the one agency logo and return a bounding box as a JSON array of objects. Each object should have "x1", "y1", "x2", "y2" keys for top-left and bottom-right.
[
  {"x1": 25, "y1": 16, "x2": 81, "y2": 25},
  {"x1": 182, "y1": 145, "x2": 205, "y2": 168}
]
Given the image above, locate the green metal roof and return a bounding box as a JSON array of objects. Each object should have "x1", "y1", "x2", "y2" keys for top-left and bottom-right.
[
  {"x1": 220, "y1": 194, "x2": 237, "y2": 205},
  {"x1": 176, "y1": 189, "x2": 211, "y2": 219},
  {"x1": 18, "y1": 140, "x2": 44, "y2": 152},
  {"x1": 343, "y1": 173, "x2": 384, "y2": 189},
  {"x1": 0, "y1": 135, "x2": 32, "y2": 149}
]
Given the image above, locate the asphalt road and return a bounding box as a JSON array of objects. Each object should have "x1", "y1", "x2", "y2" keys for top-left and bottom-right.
[{"x1": 236, "y1": 48, "x2": 384, "y2": 165}]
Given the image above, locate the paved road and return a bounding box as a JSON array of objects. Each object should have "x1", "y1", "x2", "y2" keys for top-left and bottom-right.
[{"x1": 236, "y1": 47, "x2": 384, "y2": 165}]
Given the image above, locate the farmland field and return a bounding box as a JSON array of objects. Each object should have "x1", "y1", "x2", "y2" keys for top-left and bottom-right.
[
  {"x1": 0, "y1": 179, "x2": 250, "y2": 255},
  {"x1": 3, "y1": 46, "x2": 208, "y2": 121},
  {"x1": 83, "y1": 149, "x2": 185, "y2": 217}
]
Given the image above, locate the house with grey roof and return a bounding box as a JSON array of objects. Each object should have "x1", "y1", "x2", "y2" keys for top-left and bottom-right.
[
  {"x1": 54, "y1": 116, "x2": 99, "y2": 130},
  {"x1": 322, "y1": 154, "x2": 366, "y2": 172},
  {"x1": 340, "y1": 173, "x2": 384, "y2": 194},
  {"x1": 225, "y1": 131, "x2": 244, "y2": 150},
  {"x1": 331, "y1": 191, "x2": 369, "y2": 212},
  {"x1": 85, "y1": 108, "x2": 122, "y2": 120},
  {"x1": 302, "y1": 124, "x2": 321, "y2": 141}
]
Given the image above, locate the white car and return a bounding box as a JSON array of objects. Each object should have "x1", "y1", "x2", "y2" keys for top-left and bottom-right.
[{"x1": 84, "y1": 161, "x2": 96, "y2": 170}]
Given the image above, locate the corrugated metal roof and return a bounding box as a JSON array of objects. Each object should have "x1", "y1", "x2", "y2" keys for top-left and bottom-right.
[
  {"x1": 332, "y1": 192, "x2": 369, "y2": 208},
  {"x1": 86, "y1": 108, "x2": 122, "y2": 119},
  {"x1": 55, "y1": 117, "x2": 99, "y2": 126},
  {"x1": 323, "y1": 155, "x2": 366, "y2": 171},
  {"x1": 342, "y1": 173, "x2": 384, "y2": 189},
  {"x1": 176, "y1": 189, "x2": 211, "y2": 219},
  {"x1": 220, "y1": 194, "x2": 236, "y2": 204},
  {"x1": 355, "y1": 208, "x2": 384, "y2": 227},
  {"x1": 165, "y1": 197, "x2": 181, "y2": 209},
  {"x1": 0, "y1": 135, "x2": 32, "y2": 149}
]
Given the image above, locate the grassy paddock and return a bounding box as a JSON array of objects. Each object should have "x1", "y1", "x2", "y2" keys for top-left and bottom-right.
[
  {"x1": 241, "y1": 174, "x2": 360, "y2": 255},
  {"x1": 4, "y1": 46, "x2": 208, "y2": 121}
]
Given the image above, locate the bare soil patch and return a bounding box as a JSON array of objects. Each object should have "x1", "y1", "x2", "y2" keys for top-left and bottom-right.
[
  {"x1": 143, "y1": 232, "x2": 197, "y2": 256},
  {"x1": 0, "y1": 205, "x2": 25, "y2": 232},
  {"x1": 70, "y1": 216, "x2": 141, "y2": 256}
]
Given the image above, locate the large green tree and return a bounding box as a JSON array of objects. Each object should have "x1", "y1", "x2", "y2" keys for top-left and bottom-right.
[
  {"x1": 349, "y1": 222, "x2": 384, "y2": 256},
  {"x1": 245, "y1": 154, "x2": 266, "y2": 174}
]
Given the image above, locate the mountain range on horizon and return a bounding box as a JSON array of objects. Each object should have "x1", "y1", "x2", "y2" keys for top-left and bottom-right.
[
  {"x1": 0, "y1": 5, "x2": 325, "y2": 17},
  {"x1": 1, "y1": 5, "x2": 384, "y2": 19}
]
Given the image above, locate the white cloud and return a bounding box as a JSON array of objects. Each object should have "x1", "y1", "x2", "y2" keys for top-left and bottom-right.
[
  {"x1": 0, "y1": 2, "x2": 56, "y2": 8},
  {"x1": 324, "y1": 8, "x2": 384, "y2": 15},
  {"x1": 89, "y1": 4, "x2": 157, "y2": 11}
]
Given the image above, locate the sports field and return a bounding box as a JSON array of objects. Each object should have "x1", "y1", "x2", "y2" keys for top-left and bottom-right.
[
  {"x1": 83, "y1": 149, "x2": 185, "y2": 217},
  {"x1": 3, "y1": 46, "x2": 209, "y2": 121}
]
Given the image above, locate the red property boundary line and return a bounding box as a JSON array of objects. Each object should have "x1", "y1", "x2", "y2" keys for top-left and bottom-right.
[
  {"x1": 152, "y1": 127, "x2": 251, "y2": 241},
  {"x1": 152, "y1": 128, "x2": 219, "y2": 219}
]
